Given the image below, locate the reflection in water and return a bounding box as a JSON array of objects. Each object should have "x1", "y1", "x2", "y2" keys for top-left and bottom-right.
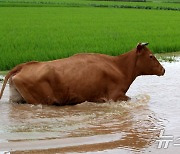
[
  {"x1": 0, "y1": 60, "x2": 180, "y2": 153},
  {"x1": 0, "y1": 94, "x2": 162, "y2": 153}
]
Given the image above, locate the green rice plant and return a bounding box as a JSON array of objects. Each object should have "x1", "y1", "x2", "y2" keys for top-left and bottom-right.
[
  {"x1": 0, "y1": 7, "x2": 179, "y2": 70},
  {"x1": 0, "y1": 0, "x2": 180, "y2": 10}
]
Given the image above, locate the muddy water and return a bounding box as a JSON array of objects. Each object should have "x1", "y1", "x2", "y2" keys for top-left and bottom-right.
[{"x1": 0, "y1": 59, "x2": 180, "y2": 154}]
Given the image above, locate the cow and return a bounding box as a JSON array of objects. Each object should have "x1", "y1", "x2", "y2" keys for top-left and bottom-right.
[{"x1": 0, "y1": 43, "x2": 165, "y2": 105}]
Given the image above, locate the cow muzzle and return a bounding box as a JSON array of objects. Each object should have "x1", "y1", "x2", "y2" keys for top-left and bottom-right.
[{"x1": 159, "y1": 67, "x2": 165, "y2": 76}]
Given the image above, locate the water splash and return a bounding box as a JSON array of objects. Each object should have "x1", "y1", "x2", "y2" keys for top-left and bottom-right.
[
  {"x1": 0, "y1": 75, "x2": 4, "y2": 82},
  {"x1": 1, "y1": 59, "x2": 180, "y2": 153}
]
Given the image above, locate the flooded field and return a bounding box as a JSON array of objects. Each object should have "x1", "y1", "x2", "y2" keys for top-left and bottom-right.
[{"x1": 0, "y1": 58, "x2": 180, "y2": 154}]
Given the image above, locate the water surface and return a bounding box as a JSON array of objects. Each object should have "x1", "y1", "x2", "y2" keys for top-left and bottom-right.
[{"x1": 0, "y1": 59, "x2": 180, "y2": 153}]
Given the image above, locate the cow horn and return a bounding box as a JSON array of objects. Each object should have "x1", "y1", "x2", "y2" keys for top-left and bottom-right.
[{"x1": 141, "y1": 42, "x2": 149, "y2": 46}]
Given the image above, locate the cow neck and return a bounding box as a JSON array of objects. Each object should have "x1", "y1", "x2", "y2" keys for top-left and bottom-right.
[{"x1": 116, "y1": 49, "x2": 138, "y2": 86}]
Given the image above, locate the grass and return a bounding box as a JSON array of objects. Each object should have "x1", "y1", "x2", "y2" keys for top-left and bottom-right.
[
  {"x1": 150, "y1": 0, "x2": 180, "y2": 2},
  {"x1": 91, "y1": 0, "x2": 180, "y2": 10},
  {"x1": 0, "y1": 0, "x2": 179, "y2": 70},
  {"x1": 158, "y1": 56, "x2": 177, "y2": 62},
  {"x1": 0, "y1": 0, "x2": 180, "y2": 10},
  {"x1": 155, "y1": 51, "x2": 180, "y2": 62},
  {"x1": 0, "y1": 7, "x2": 179, "y2": 71}
]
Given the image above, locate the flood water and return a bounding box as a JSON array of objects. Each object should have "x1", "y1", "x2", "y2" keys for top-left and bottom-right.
[{"x1": 0, "y1": 59, "x2": 180, "y2": 154}]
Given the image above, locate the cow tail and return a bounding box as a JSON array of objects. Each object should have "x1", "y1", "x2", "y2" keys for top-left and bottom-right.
[{"x1": 0, "y1": 64, "x2": 24, "y2": 99}]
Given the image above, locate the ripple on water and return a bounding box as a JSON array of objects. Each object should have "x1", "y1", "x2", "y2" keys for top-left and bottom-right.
[
  {"x1": 0, "y1": 84, "x2": 165, "y2": 152},
  {"x1": 1, "y1": 60, "x2": 180, "y2": 153}
]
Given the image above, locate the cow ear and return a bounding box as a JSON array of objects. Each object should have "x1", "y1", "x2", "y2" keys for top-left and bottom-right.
[{"x1": 136, "y1": 43, "x2": 143, "y2": 53}]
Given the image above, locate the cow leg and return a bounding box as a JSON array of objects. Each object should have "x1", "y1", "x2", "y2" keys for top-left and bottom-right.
[
  {"x1": 12, "y1": 76, "x2": 58, "y2": 105},
  {"x1": 117, "y1": 95, "x2": 130, "y2": 101},
  {"x1": 109, "y1": 90, "x2": 130, "y2": 102},
  {"x1": 12, "y1": 76, "x2": 39, "y2": 105},
  {"x1": 32, "y1": 81, "x2": 59, "y2": 105},
  {"x1": 112, "y1": 94, "x2": 130, "y2": 101}
]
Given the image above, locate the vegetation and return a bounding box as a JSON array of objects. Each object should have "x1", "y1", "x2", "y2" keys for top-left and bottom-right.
[
  {"x1": 0, "y1": 0, "x2": 180, "y2": 10},
  {"x1": 155, "y1": 51, "x2": 180, "y2": 62},
  {"x1": 0, "y1": 0, "x2": 179, "y2": 70},
  {"x1": 158, "y1": 56, "x2": 177, "y2": 62}
]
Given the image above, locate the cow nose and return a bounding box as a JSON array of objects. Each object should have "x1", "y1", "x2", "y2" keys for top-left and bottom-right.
[{"x1": 162, "y1": 68, "x2": 165, "y2": 75}]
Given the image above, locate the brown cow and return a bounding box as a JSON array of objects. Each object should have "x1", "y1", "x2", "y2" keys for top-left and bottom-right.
[{"x1": 0, "y1": 43, "x2": 165, "y2": 105}]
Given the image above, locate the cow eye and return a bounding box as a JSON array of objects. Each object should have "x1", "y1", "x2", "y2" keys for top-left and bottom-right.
[{"x1": 150, "y1": 55, "x2": 153, "y2": 58}]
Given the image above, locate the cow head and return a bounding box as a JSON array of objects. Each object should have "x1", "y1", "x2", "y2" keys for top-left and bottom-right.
[{"x1": 135, "y1": 43, "x2": 165, "y2": 76}]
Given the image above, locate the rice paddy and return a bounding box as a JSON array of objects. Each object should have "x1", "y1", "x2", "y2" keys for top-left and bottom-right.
[{"x1": 0, "y1": 0, "x2": 179, "y2": 70}]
